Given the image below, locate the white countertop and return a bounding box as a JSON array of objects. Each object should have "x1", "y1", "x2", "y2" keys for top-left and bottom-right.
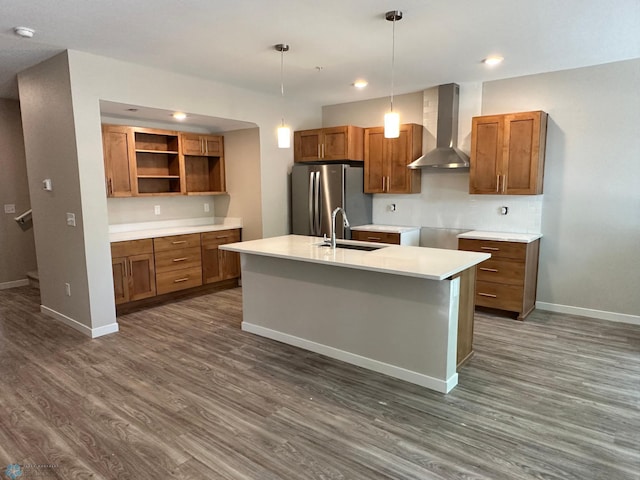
[
  {"x1": 221, "y1": 234, "x2": 490, "y2": 281},
  {"x1": 457, "y1": 230, "x2": 542, "y2": 243},
  {"x1": 351, "y1": 224, "x2": 420, "y2": 234},
  {"x1": 109, "y1": 217, "x2": 242, "y2": 242}
]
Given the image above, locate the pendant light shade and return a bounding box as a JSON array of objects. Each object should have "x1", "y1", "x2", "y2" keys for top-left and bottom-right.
[
  {"x1": 275, "y1": 43, "x2": 291, "y2": 149},
  {"x1": 384, "y1": 10, "x2": 402, "y2": 139},
  {"x1": 384, "y1": 112, "x2": 400, "y2": 138},
  {"x1": 277, "y1": 124, "x2": 291, "y2": 148}
]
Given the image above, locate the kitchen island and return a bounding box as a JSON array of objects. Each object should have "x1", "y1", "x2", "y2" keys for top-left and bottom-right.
[{"x1": 221, "y1": 235, "x2": 489, "y2": 393}]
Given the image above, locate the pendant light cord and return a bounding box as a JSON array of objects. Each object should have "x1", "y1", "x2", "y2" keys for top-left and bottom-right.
[
  {"x1": 390, "y1": 15, "x2": 396, "y2": 113},
  {"x1": 280, "y1": 47, "x2": 285, "y2": 127}
]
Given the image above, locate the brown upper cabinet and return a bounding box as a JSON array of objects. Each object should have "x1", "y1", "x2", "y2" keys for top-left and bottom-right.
[
  {"x1": 101, "y1": 125, "x2": 226, "y2": 197},
  {"x1": 294, "y1": 126, "x2": 364, "y2": 162},
  {"x1": 102, "y1": 125, "x2": 136, "y2": 197},
  {"x1": 470, "y1": 111, "x2": 548, "y2": 195},
  {"x1": 181, "y1": 133, "x2": 224, "y2": 157},
  {"x1": 364, "y1": 123, "x2": 422, "y2": 194}
]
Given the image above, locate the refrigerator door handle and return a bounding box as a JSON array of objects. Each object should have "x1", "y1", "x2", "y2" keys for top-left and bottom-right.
[
  {"x1": 314, "y1": 171, "x2": 321, "y2": 235},
  {"x1": 308, "y1": 172, "x2": 315, "y2": 234}
]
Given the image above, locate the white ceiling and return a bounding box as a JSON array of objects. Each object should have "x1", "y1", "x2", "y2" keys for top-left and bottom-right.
[{"x1": 1, "y1": 0, "x2": 639, "y2": 108}]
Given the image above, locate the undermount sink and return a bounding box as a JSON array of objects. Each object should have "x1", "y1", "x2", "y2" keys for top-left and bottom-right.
[{"x1": 317, "y1": 242, "x2": 387, "y2": 252}]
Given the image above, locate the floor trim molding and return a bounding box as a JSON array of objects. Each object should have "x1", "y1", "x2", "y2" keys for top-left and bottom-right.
[
  {"x1": 243, "y1": 322, "x2": 457, "y2": 393},
  {"x1": 536, "y1": 302, "x2": 640, "y2": 326},
  {"x1": 41, "y1": 305, "x2": 119, "y2": 338},
  {"x1": 0, "y1": 279, "x2": 29, "y2": 290}
]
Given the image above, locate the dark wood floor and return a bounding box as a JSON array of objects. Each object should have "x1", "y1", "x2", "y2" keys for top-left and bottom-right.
[{"x1": 1, "y1": 285, "x2": 639, "y2": 480}]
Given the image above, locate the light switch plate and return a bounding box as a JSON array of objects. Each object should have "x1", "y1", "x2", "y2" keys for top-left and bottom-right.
[{"x1": 4, "y1": 204, "x2": 15, "y2": 214}]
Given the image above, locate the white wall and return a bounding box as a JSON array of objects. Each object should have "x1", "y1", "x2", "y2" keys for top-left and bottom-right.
[
  {"x1": 18, "y1": 49, "x2": 320, "y2": 334},
  {"x1": 482, "y1": 59, "x2": 640, "y2": 318},
  {"x1": 18, "y1": 52, "x2": 101, "y2": 329},
  {"x1": 214, "y1": 128, "x2": 263, "y2": 241},
  {"x1": 0, "y1": 98, "x2": 37, "y2": 287}
]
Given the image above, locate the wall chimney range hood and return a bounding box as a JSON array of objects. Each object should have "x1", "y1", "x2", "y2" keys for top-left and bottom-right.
[{"x1": 408, "y1": 83, "x2": 470, "y2": 169}]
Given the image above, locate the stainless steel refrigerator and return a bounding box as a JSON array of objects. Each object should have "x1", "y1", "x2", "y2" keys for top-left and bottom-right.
[{"x1": 291, "y1": 163, "x2": 372, "y2": 239}]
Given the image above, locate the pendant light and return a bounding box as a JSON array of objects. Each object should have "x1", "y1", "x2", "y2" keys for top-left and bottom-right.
[
  {"x1": 384, "y1": 10, "x2": 402, "y2": 138},
  {"x1": 275, "y1": 43, "x2": 291, "y2": 148}
]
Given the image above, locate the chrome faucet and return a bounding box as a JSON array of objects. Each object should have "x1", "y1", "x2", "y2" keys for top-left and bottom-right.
[{"x1": 329, "y1": 207, "x2": 350, "y2": 249}]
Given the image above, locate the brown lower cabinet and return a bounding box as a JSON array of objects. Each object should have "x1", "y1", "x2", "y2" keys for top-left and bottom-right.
[
  {"x1": 111, "y1": 228, "x2": 241, "y2": 306},
  {"x1": 202, "y1": 229, "x2": 241, "y2": 283},
  {"x1": 110, "y1": 239, "x2": 156, "y2": 305},
  {"x1": 458, "y1": 237, "x2": 540, "y2": 320}
]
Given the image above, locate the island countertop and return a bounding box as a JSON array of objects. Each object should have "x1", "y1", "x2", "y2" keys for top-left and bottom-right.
[{"x1": 221, "y1": 234, "x2": 490, "y2": 281}]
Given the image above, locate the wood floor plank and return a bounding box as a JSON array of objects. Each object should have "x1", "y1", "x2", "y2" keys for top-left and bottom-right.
[{"x1": 0, "y1": 286, "x2": 638, "y2": 479}]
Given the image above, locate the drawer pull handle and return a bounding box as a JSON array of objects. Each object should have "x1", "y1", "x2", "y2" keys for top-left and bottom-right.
[
  {"x1": 216, "y1": 235, "x2": 229, "y2": 239},
  {"x1": 367, "y1": 236, "x2": 381, "y2": 240},
  {"x1": 173, "y1": 277, "x2": 190, "y2": 283},
  {"x1": 172, "y1": 257, "x2": 187, "y2": 262},
  {"x1": 479, "y1": 267, "x2": 498, "y2": 272},
  {"x1": 171, "y1": 240, "x2": 187, "y2": 245},
  {"x1": 478, "y1": 292, "x2": 497, "y2": 298},
  {"x1": 480, "y1": 246, "x2": 499, "y2": 251}
]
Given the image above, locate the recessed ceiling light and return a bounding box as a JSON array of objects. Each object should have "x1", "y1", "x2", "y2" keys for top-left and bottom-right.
[
  {"x1": 353, "y1": 80, "x2": 368, "y2": 89},
  {"x1": 14, "y1": 26, "x2": 35, "y2": 38},
  {"x1": 172, "y1": 112, "x2": 187, "y2": 120},
  {"x1": 483, "y1": 55, "x2": 504, "y2": 66}
]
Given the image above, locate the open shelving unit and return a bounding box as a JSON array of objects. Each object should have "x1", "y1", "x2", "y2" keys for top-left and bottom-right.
[{"x1": 133, "y1": 129, "x2": 183, "y2": 195}]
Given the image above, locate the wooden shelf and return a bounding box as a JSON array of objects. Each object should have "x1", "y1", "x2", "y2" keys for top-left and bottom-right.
[
  {"x1": 102, "y1": 125, "x2": 226, "y2": 197},
  {"x1": 135, "y1": 149, "x2": 179, "y2": 155}
]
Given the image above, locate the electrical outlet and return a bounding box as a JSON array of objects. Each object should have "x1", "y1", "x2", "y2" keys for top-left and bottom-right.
[
  {"x1": 154, "y1": 205, "x2": 161, "y2": 215},
  {"x1": 65, "y1": 283, "x2": 71, "y2": 296},
  {"x1": 204, "y1": 203, "x2": 210, "y2": 213},
  {"x1": 4, "y1": 204, "x2": 16, "y2": 214},
  {"x1": 66, "y1": 212, "x2": 76, "y2": 226}
]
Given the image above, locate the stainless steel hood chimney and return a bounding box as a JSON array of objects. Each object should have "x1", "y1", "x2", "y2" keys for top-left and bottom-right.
[{"x1": 408, "y1": 83, "x2": 470, "y2": 169}]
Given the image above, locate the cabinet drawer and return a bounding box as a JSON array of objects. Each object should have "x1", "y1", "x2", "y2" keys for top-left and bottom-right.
[
  {"x1": 154, "y1": 246, "x2": 202, "y2": 273},
  {"x1": 154, "y1": 233, "x2": 201, "y2": 252},
  {"x1": 156, "y1": 266, "x2": 202, "y2": 295},
  {"x1": 458, "y1": 238, "x2": 526, "y2": 261},
  {"x1": 475, "y1": 281, "x2": 523, "y2": 311},
  {"x1": 111, "y1": 239, "x2": 153, "y2": 258},
  {"x1": 202, "y1": 229, "x2": 241, "y2": 246},
  {"x1": 351, "y1": 230, "x2": 400, "y2": 244},
  {"x1": 476, "y1": 258, "x2": 525, "y2": 286}
]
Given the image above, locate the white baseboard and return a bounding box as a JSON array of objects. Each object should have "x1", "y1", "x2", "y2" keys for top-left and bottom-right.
[
  {"x1": 0, "y1": 279, "x2": 29, "y2": 290},
  {"x1": 242, "y1": 322, "x2": 457, "y2": 394},
  {"x1": 40, "y1": 305, "x2": 119, "y2": 338},
  {"x1": 536, "y1": 302, "x2": 640, "y2": 326}
]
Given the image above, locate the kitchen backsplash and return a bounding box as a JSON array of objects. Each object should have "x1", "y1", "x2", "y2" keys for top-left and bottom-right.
[
  {"x1": 372, "y1": 171, "x2": 542, "y2": 234},
  {"x1": 107, "y1": 196, "x2": 215, "y2": 225}
]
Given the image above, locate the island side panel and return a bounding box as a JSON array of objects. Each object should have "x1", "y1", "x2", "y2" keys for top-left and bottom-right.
[{"x1": 239, "y1": 254, "x2": 460, "y2": 393}]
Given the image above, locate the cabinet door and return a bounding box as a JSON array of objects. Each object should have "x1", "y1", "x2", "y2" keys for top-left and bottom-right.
[
  {"x1": 128, "y1": 253, "x2": 156, "y2": 301},
  {"x1": 503, "y1": 112, "x2": 546, "y2": 195},
  {"x1": 364, "y1": 128, "x2": 385, "y2": 193},
  {"x1": 202, "y1": 243, "x2": 222, "y2": 284},
  {"x1": 220, "y1": 250, "x2": 240, "y2": 280},
  {"x1": 294, "y1": 129, "x2": 322, "y2": 162},
  {"x1": 469, "y1": 115, "x2": 503, "y2": 194},
  {"x1": 102, "y1": 125, "x2": 135, "y2": 197},
  {"x1": 387, "y1": 127, "x2": 412, "y2": 193},
  {"x1": 203, "y1": 135, "x2": 223, "y2": 156},
  {"x1": 181, "y1": 133, "x2": 205, "y2": 155},
  {"x1": 322, "y1": 126, "x2": 348, "y2": 160},
  {"x1": 112, "y1": 257, "x2": 130, "y2": 305}
]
